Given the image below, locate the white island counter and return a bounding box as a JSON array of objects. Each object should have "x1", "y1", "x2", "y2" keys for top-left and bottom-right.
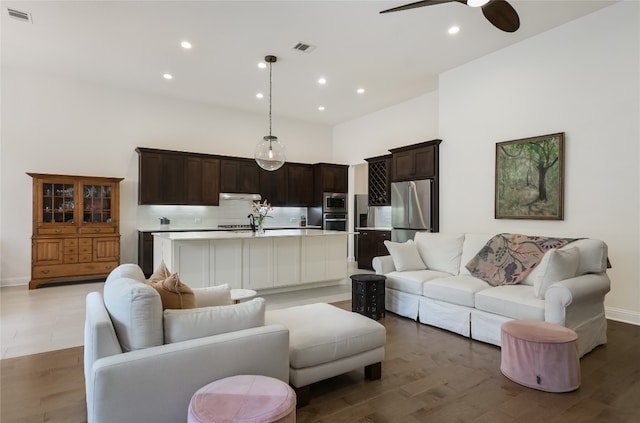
[{"x1": 153, "y1": 229, "x2": 350, "y2": 291}]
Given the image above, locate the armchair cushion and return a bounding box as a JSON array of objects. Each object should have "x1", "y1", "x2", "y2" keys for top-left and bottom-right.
[
  {"x1": 163, "y1": 298, "x2": 266, "y2": 344},
  {"x1": 103, "y1": 276, "x2": 164, "y2": 352},
  {"x1": 194, "y1": 284, "x2": 232, "y2": 307},
  {"x1": 149, "y1": 272, "x2": 196, "y2": 310}
]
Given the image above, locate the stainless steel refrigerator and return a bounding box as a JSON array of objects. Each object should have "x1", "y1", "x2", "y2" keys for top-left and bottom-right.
[{"x1": 391, "y1": 179, "x2": 432, "y2": 242}]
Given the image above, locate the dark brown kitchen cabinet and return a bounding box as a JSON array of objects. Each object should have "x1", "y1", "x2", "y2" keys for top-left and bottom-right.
[
  {"x1": 137, "y1": 149, "x2": 185, "y2": 204},
  {"x1": 220, "y1": 158, "x2": 260, "y2": 194},
  {"x1": 390, "y1": 139, "x2": 441, "y2": 182},
  {"x1": 286, "y1": 163, "x2": 314, "y2": 207},
  {"x1": 138, "y1": 231, "x2": 154, "y2": 278},
  {"x1": 259, "y1": 166, "x2": 287, "y2": 206},
  {"x1": 366, "y1": 154, "x2": 392, "y2": 206},
  {"x1": 357, "y1": 230, "x2": 391, "y2": 270},
  {"x1": 313, "y1": 163, "x2": 348, "y2": 205},
  {"x1": 185, "y1": 156, "x2": 220, "y2": 206}
]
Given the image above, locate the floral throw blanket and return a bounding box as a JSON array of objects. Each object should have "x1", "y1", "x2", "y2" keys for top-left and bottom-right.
[{"x1": 465, "y1": 233, "x2": 577, "y2": 286}]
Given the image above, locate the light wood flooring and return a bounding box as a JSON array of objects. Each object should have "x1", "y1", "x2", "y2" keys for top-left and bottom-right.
[{"x1": 2, "y1": 299, "x2": 639, "y2": 423}]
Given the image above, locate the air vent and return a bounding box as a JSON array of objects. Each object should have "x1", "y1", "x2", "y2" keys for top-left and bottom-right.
[
  {"x1": 292, "y1": 42, "x2": 316, "y2": 54},
  {"x1": 7, "y1": 8, "x2": 32, "y2": 23}
]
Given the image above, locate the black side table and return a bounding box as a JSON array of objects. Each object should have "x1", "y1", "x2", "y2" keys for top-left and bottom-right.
[{"x1": 350, "y1": 274, "x2": 386, "y2": 320}]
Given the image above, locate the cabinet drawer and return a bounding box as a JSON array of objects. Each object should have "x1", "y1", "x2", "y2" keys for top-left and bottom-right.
[
  {"x1": 64, "y1": 254, "x2": 78, "y2": 264},
  {"x1": 64, "y1": 246, "x2": 78, "y2": 255},
  {"x1": 64, "y1": 238, "x2": 79, "y2": 247},
  {"x1": 79, "y1": 238, "x2": 92, "y2": 246},
  {"x1": 33, "y1": 261, "x2": 118, "y2": 280},
  {"x1": 78, "y1": 227, "x2": 115, "y2": 234},
  {"x1": 37, "y1": 227, "x2": 78, "y2": 235},
  {"x1": 79, "y1": 245, "x2": 92, "y2": 254},
  {"x1": 79, "y1": 254, "x2": 92, "y2": 263}
]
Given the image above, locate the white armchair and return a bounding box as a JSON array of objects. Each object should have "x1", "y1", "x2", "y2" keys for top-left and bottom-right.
[{"x1": 84, "y1": 264, "x2": 290, "y2": 423}]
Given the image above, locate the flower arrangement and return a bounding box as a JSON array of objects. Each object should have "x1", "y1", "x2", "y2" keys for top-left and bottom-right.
[{"x1": 250, "y1": 200, "x2": 272, "y2": 231}]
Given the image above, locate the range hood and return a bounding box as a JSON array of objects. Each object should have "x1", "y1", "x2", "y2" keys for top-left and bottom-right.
[{"x1": 219, "y1": 193, "x2": 262, "y2": 201}]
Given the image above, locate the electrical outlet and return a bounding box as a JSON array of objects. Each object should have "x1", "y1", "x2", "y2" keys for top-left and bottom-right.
[{"x1": 194, "y1": 217, "x2": 202, "y2": 224}]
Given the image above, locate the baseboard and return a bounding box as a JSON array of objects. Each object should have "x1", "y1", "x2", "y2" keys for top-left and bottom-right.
[
  {"x1": 0, "y1": 277, "x2": 29, "y2": 288},
  {"x1": 606, "y1": 306, "x2": 640, "y2": 326}
]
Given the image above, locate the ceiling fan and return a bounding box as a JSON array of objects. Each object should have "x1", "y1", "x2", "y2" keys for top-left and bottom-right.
[{"x1": 380, "y1": 0, "x2": 520, "y2": 33}]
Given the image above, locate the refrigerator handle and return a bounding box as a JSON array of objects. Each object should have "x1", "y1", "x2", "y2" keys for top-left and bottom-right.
[{"x1": 407, "y1": 182, "x2": 414, "y2": 224}]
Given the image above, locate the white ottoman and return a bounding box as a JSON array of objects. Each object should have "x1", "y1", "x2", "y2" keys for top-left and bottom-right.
[{"x1": 266, "y1": 303, "x2": 386, "y2": 406}]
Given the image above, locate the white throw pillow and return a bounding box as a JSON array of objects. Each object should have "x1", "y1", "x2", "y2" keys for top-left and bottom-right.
[
  {"x1": 534, "y1": 247, "x2": 580, "y2": 299},
  {"x1": 163, "y1": 297, "x2": 265, "y2": 344},
  {"x1": 414, "y1": 232, "x2": 465, "y2": 275},
  {"x1": 194, "y1": 284, "x2": 232, "y2": 307},
  {"x1": 383, "y1": 239, "x2": 427, "y2": 271},
  {"x1": 103, "y1": 276, "x2": 164, "y2": 352}
]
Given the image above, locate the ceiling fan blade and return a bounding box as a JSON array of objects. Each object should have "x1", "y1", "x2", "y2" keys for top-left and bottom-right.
[
  {"x1": 380, "y1": 0, "x2": 461, "y2": 14},
  {"x1": 481, "y1": 0, "x2": 520, "y2": 32}
]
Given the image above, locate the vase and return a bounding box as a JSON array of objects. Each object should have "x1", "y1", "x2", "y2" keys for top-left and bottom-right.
[{"x1": 257, "y1": 222, "x2": 265, "y2": 234}]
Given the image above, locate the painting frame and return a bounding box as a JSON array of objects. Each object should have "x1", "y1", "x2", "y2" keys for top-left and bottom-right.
[{"x1": 495, "y1": 132, "x2": 565, "y2": 220}]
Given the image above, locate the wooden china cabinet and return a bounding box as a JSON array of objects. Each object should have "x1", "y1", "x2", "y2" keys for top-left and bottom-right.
[{"x1": 27, "y1": 173, "x2": 123, "y2": 289}]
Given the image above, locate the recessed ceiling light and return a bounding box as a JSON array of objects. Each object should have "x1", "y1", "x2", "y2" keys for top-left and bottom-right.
[
  {"x1": 181, "y1": 41, "x2": 192, "y2": 49},
  {"x1": 318, "y1": 106, "x2": 325, "y2": 111},
  {"x1": 448, "y1": 26, "x2": 460, "y2": 35},
  {"x1": 357, "y1": 88, "x2": 365, "y2": 94},
  {"x1": 256, "y1": 93, "x2": 264, "y2": 99},
  {"x1": 163, "y1": 73, "x2": 173, "y2": 80},
  {"x1": 318, "y1": 78, "x2": 327, "y2": 85},
  {"x1": 258, "y1": 62, "x2": 267, "y2": 69}
]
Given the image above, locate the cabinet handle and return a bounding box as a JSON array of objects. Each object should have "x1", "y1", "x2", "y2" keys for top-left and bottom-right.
[
  {"x1": 95, "y1": 228, "x2": 101, "y2": 232},
  {"x1": 41, "y1": 270, "x2": 50, "y2": 274},
  {"x1": 55, "y1": 229, "x2": 62, "y2": 233}
]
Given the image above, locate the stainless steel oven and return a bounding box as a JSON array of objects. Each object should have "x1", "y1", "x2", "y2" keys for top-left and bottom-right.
[
  {"x1": 323, "y1": 213, "x2": 347, "y2": 231},
  {"x1": 322, "y1": 192, "x2": 348, "y2": 213}
]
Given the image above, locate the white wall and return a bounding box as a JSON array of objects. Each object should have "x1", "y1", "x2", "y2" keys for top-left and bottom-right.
[
  {"x1": 0, "y1": 67, "x2": 333, "y2": 285},
  {"x1": 439, "y1": 1, "x2": 639, "y2": 324}
]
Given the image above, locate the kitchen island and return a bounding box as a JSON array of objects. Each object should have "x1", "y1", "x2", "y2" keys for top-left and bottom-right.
[{"x1": 153, "y1": 229, "x2": 349, "y2": 291}]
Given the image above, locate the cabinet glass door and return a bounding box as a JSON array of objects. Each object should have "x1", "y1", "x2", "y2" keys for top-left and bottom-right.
[
  {"x1": 43, "y1": 183, "x2": 75, "y2": 223},
  {"x1": 83, "y1": 184, "x2": 112, "y2": 223}
]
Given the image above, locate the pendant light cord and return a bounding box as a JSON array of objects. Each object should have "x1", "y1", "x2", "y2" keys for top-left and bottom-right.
[{"x1": 268, "y1": 60, "x2": 273, "y2": 138}]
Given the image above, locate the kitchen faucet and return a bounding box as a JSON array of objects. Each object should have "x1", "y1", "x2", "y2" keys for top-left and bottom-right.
[{"x1": 247, "y1": 214, "x2": 256, "y2": 232}]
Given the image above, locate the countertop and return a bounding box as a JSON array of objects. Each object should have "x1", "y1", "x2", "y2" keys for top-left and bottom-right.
[
  {"x1": 355, "y1": 227, "x2": 392, "y2": 231},
  {"x1": 152, "y1": 229, "x2": 352, "y2": 241},
  {"x1": 137, "y1": 225, "x2": 321, "y2": 232}
]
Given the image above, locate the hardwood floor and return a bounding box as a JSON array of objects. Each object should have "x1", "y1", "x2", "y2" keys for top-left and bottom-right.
[{"x1": 2, "y1": 304, "x2": 639, "y2": 423}]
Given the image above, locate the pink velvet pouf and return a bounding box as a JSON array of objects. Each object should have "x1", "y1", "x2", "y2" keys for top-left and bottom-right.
[
  {"x1": 188, "y1": 375, "x2": 296, "y2": 423},
  {"x1": 500, "y1": 320, "x2": 581, "y2": 393}
]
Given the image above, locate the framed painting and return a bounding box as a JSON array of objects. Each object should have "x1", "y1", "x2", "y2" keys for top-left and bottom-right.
[{"x1": 495, "y1": 132, "x2": 565, "y2": 220}]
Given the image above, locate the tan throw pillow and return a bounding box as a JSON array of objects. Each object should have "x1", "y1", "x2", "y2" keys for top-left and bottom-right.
[
  {"x1": 147, "y1": 260, "x2": 171, "y2": 284},
  {"x1": 149, "y1": 273, "x2": 196, "y2": 310}
]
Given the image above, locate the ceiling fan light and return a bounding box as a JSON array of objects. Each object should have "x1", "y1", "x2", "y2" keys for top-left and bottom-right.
[
  {"x1": 468, "y1": 0, "x2": 490, "y2": 7},
  {"x1": 255, "y1": 135, "x2": 286, "y2": 171}
]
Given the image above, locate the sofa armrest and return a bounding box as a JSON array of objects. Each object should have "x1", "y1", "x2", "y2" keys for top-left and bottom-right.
[
  {"x1": 372, "y1": 255, "x2": 396, "y2": 275},
  {"x1": 87, "y1": 324, "x2": 289, "y2": 423},
  {"x1": 544, "y1": 273, "x2": 610, "y2": 326}
]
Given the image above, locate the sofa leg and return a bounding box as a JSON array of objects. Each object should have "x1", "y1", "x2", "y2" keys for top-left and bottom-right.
[
  {"x1": 365, "y1": 362, "x2": 382, "y2": 380},
  {"x1": 293, "y1": 385, "x2": 310, "y2": 408}
]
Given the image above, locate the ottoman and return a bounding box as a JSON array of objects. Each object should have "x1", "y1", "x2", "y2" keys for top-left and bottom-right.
[
  {"x1": 187, "y1": 375, "x2": 296, "y2": 423},
  {"x1": 500, "y1": 320, "x2": 581, "y2": 393},
  {"x1": 265, "y1": 303, "x2": 386, "y2": 406}
]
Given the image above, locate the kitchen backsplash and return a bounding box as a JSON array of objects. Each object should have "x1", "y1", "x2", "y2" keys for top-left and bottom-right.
[{"x1": 137, "y1": 200, "x2": 308, "y2": 229}]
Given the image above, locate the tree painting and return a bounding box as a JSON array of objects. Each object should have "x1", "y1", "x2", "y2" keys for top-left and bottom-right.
[{"x1": 495, "y1": 133, "x2": 564, "y2": 220}]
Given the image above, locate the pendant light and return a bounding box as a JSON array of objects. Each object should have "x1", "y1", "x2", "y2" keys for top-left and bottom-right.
[{"x1": 255, "y1": 55, "x2": 286, "y2": 171}]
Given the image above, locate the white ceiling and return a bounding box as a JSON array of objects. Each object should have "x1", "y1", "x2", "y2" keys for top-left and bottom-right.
[{"x1": 1, "y1": 1, "x2": 617, "y2": 126}]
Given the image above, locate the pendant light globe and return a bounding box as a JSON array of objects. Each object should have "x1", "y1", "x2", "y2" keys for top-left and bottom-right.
[{"x1": 255, "y1": 55, "x2": 286, "y2": 171}]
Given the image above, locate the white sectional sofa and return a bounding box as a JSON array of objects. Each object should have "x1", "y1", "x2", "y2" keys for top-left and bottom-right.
[{"x1": 372, "y1": 232, "x2": 610, "y2": 357}]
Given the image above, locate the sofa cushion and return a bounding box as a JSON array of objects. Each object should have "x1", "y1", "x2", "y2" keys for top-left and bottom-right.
[
  {"x1": 103, "y1": 276, "x2": 164, "y2": 352},
  {"x1": 475, "y1": 285, "x2": 544, "y2": 321},
  {"x1": 459, "y1": 234, "x2": 493, "y2": 276},
  {"x1": 562, "y1": 238, "x2": 608, "y2": 275},
  {"x1": 194, "y1": 284, "x2": 232, "y2": 307},
  {"x1": 533, "y1": 247, "x2": 580, "y2": 299},
  {"x1": 422, "y1": 275, "x2": 491, "y2": 308},
  {"x1": 386, "y1": 269, "x2": 450, "y2": 295},
  {"x1": 147, "y1": 260, "x2": 171, "y2": 283},
  {"x1": 265, "y1": 303, "x2": 386, "y2": 369},
  {"x1": 149, "y1": 272, "x2": 196, "y2": 310},
  {"x1": 414, "y1": 232, "x2": 465, "y2": 275},
  {"x1": 384, "y1": 239, "x2": 426, "y2": 271},
  {"x1": 163, "y1": 298, "x2": 265, "y2": 344}
]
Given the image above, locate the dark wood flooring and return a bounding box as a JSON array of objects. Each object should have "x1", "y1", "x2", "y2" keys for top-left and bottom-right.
[{"x1": 2, "y1": 302, "x2": 640, "y2": 422}]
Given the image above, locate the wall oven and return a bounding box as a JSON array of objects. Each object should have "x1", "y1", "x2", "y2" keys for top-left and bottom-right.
[
  {"x1": 323, "y1": 192, "x2": 348, "y2": 213},
  {"x1": 323, "y1": 213, "x2": 347, "y2": 231}
]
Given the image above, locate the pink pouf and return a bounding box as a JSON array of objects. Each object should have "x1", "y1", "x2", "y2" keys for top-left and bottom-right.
[
  {"x1": 500, "y1": 320, "x2": 580, "y2": 393},
  {"x1": 188, "y1": 375, "x2": 296, "y2": 423}
]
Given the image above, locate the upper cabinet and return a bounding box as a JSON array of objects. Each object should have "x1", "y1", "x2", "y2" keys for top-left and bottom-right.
[
  {"x1": 313, "y1": 163, "x2": 348, "y2": 205},
  {"x1": 389, "y1": 139, "x2": 441, "y2": 182},
  {"x1": 286, "y1": 163, "x2": 314, "y2": 207},
  {"x1": 219, "y1": 158, "x2": 260, "y2": 194},
  {"x1": 365, "y1": 154, "x2": 392, "y2": 206},
  {"x1": 136, "y1": 147, "x2": 220, "y2": 206},
  {"x1": 259, "y1": 165, "x2": 287, "y2": 206}
]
